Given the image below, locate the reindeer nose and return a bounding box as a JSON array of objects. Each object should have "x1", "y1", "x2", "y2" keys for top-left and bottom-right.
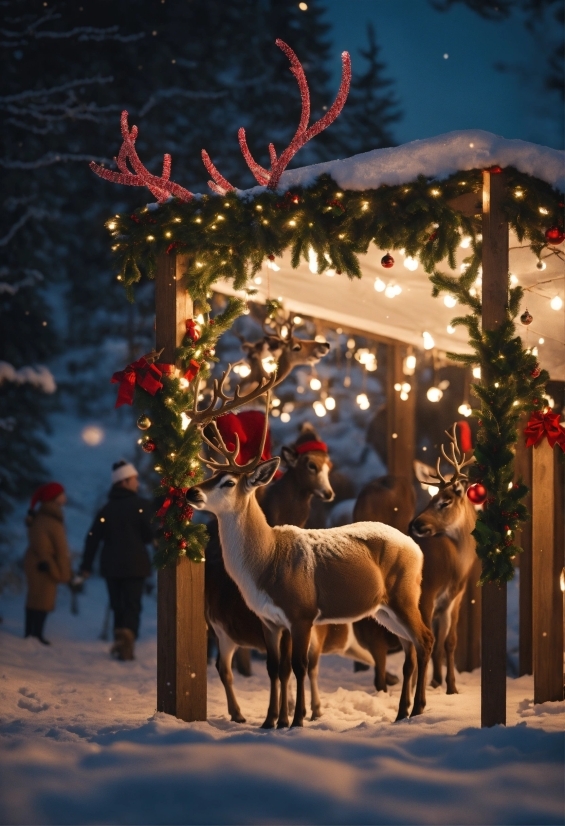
[
  {"x1": 318, "y1": 342, "x2": 330, "y2": 352},
  {"x1": 186, "y1": 487, "x2": 204, "y2": 504},
  {"x1": 323, "y1": 490, "x2": 335, "y2": 502},
  {"x1": 410, "y1": 518, "x2": 432, "y2": 538}
]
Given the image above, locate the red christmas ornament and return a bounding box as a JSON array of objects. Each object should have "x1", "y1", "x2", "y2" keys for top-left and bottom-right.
[
  {"x1": 142, "y1": 438, "x2": 156, "y2": 453},
  {"x1": 467, "y1": 483, "x2": 487, "y2": 505},
  {"x1": 520, "y1": 309, "x2": 533, "y2": 326},
  {"x1": 531, "y1": 363, "x2": 541, "y2": 378},
  {"x1": 178, "y1": 539, "x2": 187, "y2": 550},
  {"x1": 545, "y1": 226, "x2": 565, "y2": 245},
  {"x1": 381, "y1": 253, "x2": 394, "y2": 268},
  {"x1": 268, "y1": 254, "x2": 275, "y2": 261}
]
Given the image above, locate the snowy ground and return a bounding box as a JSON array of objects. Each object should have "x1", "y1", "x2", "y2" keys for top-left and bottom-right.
[{"x1": 0, "y1": 578, "x2": 563, "y2": 826}]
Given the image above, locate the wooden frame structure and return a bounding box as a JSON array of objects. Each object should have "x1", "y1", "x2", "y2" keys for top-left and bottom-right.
[{"x1": 153, "y1": 172, "x2": 564, "y2": 726}]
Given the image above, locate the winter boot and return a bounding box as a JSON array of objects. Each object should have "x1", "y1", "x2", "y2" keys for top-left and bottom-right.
[
  {"x1": 110, "y1": 628, "x2": 126, "y2": 658},
  {"x1": 118, "y1": 628, "x2": 135, "y2": 661},
  {"x1": 35, "y1": 611, "x2": 50, "y2": 645}
]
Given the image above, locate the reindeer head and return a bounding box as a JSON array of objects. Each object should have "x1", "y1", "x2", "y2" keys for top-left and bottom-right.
[
  {"x1": 280, "y1": 423, "x2": 334, "y2": 502},
  {"x1": 410, "y1": 425, "x2": 475, "y2": 540},
  {"x1": 263, "y1": 314, "x2": 330, "y2": 384}
]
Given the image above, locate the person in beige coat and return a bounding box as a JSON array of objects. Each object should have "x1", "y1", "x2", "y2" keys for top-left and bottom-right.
[{"x1": 24, "y1": 482, "x2": 72, "y2": 644}]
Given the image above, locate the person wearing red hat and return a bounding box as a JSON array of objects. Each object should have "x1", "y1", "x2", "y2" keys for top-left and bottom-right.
[{"x1": 23, "y1": 482, "x2": 72, "y2": 644}]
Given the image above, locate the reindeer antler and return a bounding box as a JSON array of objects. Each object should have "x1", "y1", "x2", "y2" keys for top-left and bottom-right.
[
  {"x1": 263, "y1": 309, "x2": 295, "y2": 342},
  {"x1": 189, "y1": 363, "x2": 277, "y2": 429},
  {"x1": 90, "y1": 111, "x2": 194, "y2": 204},
  {"x1": 430, "y1": 425, "x2": 475, "y2": 489},
  {"x1": 199, "y1": 390, "x2": 272, "y2": 474},
  {"x1": 201, "y1": 40, "x2": 351, "y2": 194}
]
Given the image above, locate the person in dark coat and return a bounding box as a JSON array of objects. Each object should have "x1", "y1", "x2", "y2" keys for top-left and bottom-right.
[
  {"x1": 80, "y1": 461, "x2": 153, "y2": 660},
  {"x1": 24, "y1": 482, "x2": 72, "y2": 644}
]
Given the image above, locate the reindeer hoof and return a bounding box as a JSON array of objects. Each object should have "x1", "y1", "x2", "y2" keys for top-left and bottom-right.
[
  {"x1": 277, "y1": 718, "x2": 290, "y2": 729},
  {"x1": 395, "y1": 708, "x2": 409, "y2": 722},
  {"x1": 430, "y1": 678, "x2": 441, "y2": 689},
  {"x1": 311, "y1": 708, "x2": 322, "y2": 720},
  {"x1": 385, "y1": 671, "x2": 399, "y2": 686},
  {"x1": 291, "y1": 717, "x2": 304, "y2": 727},
  {"x1": 260, "y1": 718, "x2": 276, "y2": 729},
  {"x1": 231, "y1": 713, "x2": 246, "y2": 723},
  {"x1": 410, "y1": 703, "x2": 425, "y2": 717},
  {"x1": 446, "y1": 686, "x2": 459, "y2": 695}
]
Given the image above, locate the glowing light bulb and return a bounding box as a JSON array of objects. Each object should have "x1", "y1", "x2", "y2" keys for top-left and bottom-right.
[
  {"x1": 404, "y1": 256, "x2": 418, "y2": 271},
  {"x1": 550, "y1": 295, "x2": 563, "y2": 311},
  {"x1": 401, "y1": 383, "x2": 411, "y2": 393},
  {"x1": 458, "y1": 403, "x2": 472, "y2": 417},
  {"x1": 313, "y1": 401, "x2": 326, "y2": 417},
  {"x1": 422, "y1": 331, "x2": 435, "y2": 350},
  {"x1": 262, "y1": 357, "x2": 277, "y2": 374},
  {"x1": 325, "y1": 396, "x2": 336, "y2": 410},
  {"x1": 374, "y1": 277, "x2": 386, "y2": 292},
  {"x1": 271, "y1": 398, "x2": 281, "y2": 408},
  {"x1": 308, "y1": 247, "x2": 319, "y2": 274},
  {"x1": 233, "y1": 363, "x2": 251, "y2": 378},
  {"x1": 310, "y1": 377, "x2": 322, "y2": 391},
  {"x1": 447, "y1": 325, "x2": 456, "y2": 334},
  {"x1": 107, "y1": 222, "x2": 116, "y2": 230},
  {"x1": 400, "y1": 391, "x2": 409, "y2": 401},
  {"x1": 181, "y1": 413, "x2": 191, "y2": 431},
  {"x1": 81, "y1": 425, "x2": 104, "y2": 446},
  {"x1": 510, "y1": 274, "x2": 519, "y2": 285},
  {"x1": 426, "y1": 387, "x2": 443, "y2": 403},
  {"x1": 293, "y1": 316, "x2": 302, "y2": 324},
  {"x1": 280, "y1": 412, "x2": 291, "y2": 423},
  {"x1": 394, "y1": 383, "x2": 402, "y2": 391},
  {"x1": 356, "y1": 393, "x2": 370, "y2": 410},
  {"x1": 538, "y1": 207, "x2": 548, "y2": 215},
  {"x1": 538, "y1": 337, "x2": 544, "y2": 344},
  {"x1": 427, "y1": 485, "x2": 439, "y2": 497},
  {"x1": 444, "y1": 295, "x2": 457, "y2": 308},
  {"x1": 459, "y1": 236, "x2": 472, "y2": 249},
  {"x1": 254, "y1": 276, "x2": 262, "y2": 285},
  {"x1": 179, "y1": 377, "x2": 189, "y2": 389},
  {"x1": 403, "y1": 355, "x2": 416, "y2": 375},
  {"x1": 473, "y1": 366, "x2": 481, "y2": 379}
]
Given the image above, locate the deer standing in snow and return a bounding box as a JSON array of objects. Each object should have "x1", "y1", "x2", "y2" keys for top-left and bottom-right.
[{"x1": 188, "y1": 383, "x2": 433, "y2": 727}]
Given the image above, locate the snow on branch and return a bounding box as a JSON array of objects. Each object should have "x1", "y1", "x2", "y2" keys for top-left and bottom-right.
[
  {"x1": 0, "y1": 208, "x2": 49, "y2": 246},
  {"x1": 139, "y1": 87, "x2": 227, "y2": 117},
  {"x1": 0, "y1": 268, "x2": 43, "y2": 294},
  {"x1": 1, "y1": 7, "x2": 144, "y2": 47},
  {"x1": 0, "y1": 153, "x2": 111, "y2": 170},
  {"x1": 0, "y1": 76, "x2": 113, "y2": 104},
  {"x1": 0, "y1": 362, "x2": 56, "y2": 394}
]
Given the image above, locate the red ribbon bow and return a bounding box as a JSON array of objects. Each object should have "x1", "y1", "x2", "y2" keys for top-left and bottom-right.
[
  {"x1": 185, "y1": 320, "x2": 200, "y2": 342},
  {"x1": 111, "y1": 358, "x2": 172, "y2": 408},
  {"x1": 157, "y1": 486, "x2": 188, "y2": 520},
  {"x1": 524, "y1": 410, "x2": 565, "y2": 452}
]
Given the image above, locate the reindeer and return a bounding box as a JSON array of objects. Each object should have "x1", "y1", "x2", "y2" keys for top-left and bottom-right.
[
  {"x1": 409, "y1": 427, "x2": 478, "y2": 697},
  {"x1": 188, "y1": 377, "x2": 434, "y2": 727}
]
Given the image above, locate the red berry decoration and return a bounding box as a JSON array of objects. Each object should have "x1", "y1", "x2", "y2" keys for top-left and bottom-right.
[
  {"x1": 142, "y1": 438, "x2": 156, "y2": 453},
  {"x1": 178, "y1": 539, "x2": 187, "y2": 550},
  {"x1": 268, "y1": 254, "x2": 275, "y2": 261},
  {"x1": 545, "y1": 226, "x2": 565, "y2": 245},
  {"x1": 164, "y1": 531, "x2": 173, "y2": 540},
  {"x1": 531, "y1": 363, "x2": 541, "y2": 378},
  {"x1": 381, "y1": 253, "x2": 394, "y2": 269},
  {"x1": 467, "y1": 483, "x2": 487, "y2": 505},
  {"x1": 486, "y1": 165, "x2": 502, "y2": 174},
  {"x1": 520, "y1": 309, "x2": 533, "y2": 326}
]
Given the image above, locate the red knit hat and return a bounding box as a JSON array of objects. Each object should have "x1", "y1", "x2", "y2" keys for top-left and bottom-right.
[{"x1": 30, "y1": 482, "x2": 65, "y2": 510}]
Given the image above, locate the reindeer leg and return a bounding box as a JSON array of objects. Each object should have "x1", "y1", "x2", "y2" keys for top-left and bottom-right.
[
  {"x1": 261, "y1": 623, "x2": 282, "y2": 729},
  {"x1": 387, "y1": 601, "x2": 434, "y2": 719},
  {"x1": 445, "y1": 591, "x2": 464, "y2": 694},
  {"x1": 290, "y1": 621, "x2": 312, "y2": 727},
  {"x1": 431, "y1": 607, "x2": 450, "y2": 689},
  {"x1": 308, "y1": 629, "x2": 323, "y2": 720},
  {"x1": 277, "y1": 630, "x2": 292, "y2": 728},
  {"x1": 214, "y1": 625, "x2": 246, "y2": 723},
  {"x1": 234, "y1": 647, "x2": 252, "y2": 677},
  {"x1": 396, "y1": 639, "x2": 416, "y2": 721}
]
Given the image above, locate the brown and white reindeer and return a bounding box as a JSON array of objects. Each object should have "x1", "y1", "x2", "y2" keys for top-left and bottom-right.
[
  {"x1": 358, "y1": 426, "x2": 478, "y2": 703},
  {"x1": 188, "y1": 380, "x2": 434, "y2": 727}
]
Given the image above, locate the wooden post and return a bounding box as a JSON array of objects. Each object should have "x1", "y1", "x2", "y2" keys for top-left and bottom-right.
[
  {"x1": 481, "y1": 169, "x2": 508, "y2": 727},
  {"x1": 386, "y1": 343, "x2": 416, "y2": 478},
  {"x1": 532, "y1": 439, "x2": 564, "y2": 703},
  {"x1": 156, "y1": 252, "x2": 207, "y2": 722},
  {"x1": 514, "y1": 425, "x2": 533, "y2": 675}
]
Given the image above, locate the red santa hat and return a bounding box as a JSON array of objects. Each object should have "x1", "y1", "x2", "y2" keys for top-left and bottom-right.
[{"x1": 30, "y1": 482, "x2": 65, "y2": 510}]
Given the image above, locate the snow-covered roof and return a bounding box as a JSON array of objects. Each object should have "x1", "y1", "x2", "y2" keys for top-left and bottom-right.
[
  {"x1": 247, "y1": 130, "x2": 565, "y2": 195},
  {"x1": 215, "y1": 131, "x2": 565, "y2": 380}
]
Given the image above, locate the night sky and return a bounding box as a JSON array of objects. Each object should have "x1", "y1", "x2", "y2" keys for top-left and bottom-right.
[{"x1": 323, "y1": 1, "x2": 563, "y2": 149}]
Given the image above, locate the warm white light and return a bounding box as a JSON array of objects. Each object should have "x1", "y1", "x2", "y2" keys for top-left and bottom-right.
[
  {"x1": 293, "y1": 316, "x2": 302, "y2": 324},
  {"x1": 267, "y1": 259, "x2": 280, "y2": 271},
  {"x1": 347, "y1": 338, "x2": 356, "y2": 349},
  {"x1": 550, "y1": 295, "x2": 563, "y2": 311},
  {"x1": 514, "y1": 189, "x2": 524, "y2": 198},
  {"x1": 394, "y1": 382, "x2": 402, "y2": 391},
  {"x1": 560, "y1": 568, "x2": 565, "y2": 593},
  {"x1": 356, "y1": 393, "x2": 370, "y2": 410},
  {"x1": 428, "y1": 485, "x2": 439, "y2": 497},
  {"x1": 308, "y1": 247, "x2": 318, "y2": 274},
  {"x1": 404, "y1": 256, "x2": 418, "y2": 271},
  {"x1": 458, "y1": 403, "x2": 472, "y2": 417},
  {"x1": 233, "y1": 363, "x2": 251, "y2": 378},
  {"x1": 313, "y1": 401, "x2": 327, "y2": 417},
  {"x1": 459, "y1": 236, "x2": 472, "y2": 249},
  {"x1": 538, "y1": 337, "x2": 545, "y2": 344},
  {"x1": 401, "y1": 382, "x2": 411, "y2": 393},
  {"x1": 444, "y1": 295, "x2": 457, "y2": 308},
  {"x1": 196, "y1": 314, "x2": 205, "y2": 324},
  {"x1": 430, "y1": 188, "x2": 441, "y2": 196},
  {"x1": 310, "y1": 377, "x2": 322, "y2": 391},
  {"x1": 538, "y1": 207, "x2": 549, "y2": 215},
  {"x1": 81, "y1": 425, "x2": 104, "y2": 446},
  {"x1": 271, "y1": 397, "x2": 281, "y2": 407},
  {"x1": 253, "y1": 276, "x2": 262, "y2": 285},
  {"x1": 315, "y1": 335, "x2": 327, "y2": 344},
  {"x1": 399, "y1": 391, "x2": 409, "y2": 401},
  {"x1": 422, "y1": 331, "x2": 435, "y2": 350},
  {"x1": 179, "y1": 377, "x2": 189, "y2": 389},
  {"x1": 385, "y1": 283, "x2": 402, "y2": 298},
  {"x1": 280, "y1": 412, "x2": 291, "y2": 423},
  {"x1": 107, "y1": 222, "x2": 116, "y2": 231},
  {"x1": 325, "y1": 396, "x2": 336, "y2": 410},
  {"x1": 509, "y1": 274, "x2": 519, "y2": 286},
  {"x1": 374, "y1": 277, "x2": 386, "y2": 292},
  {"x1": 262, "y1": 357, "x2": 277, "y2": 374},
  {"x1": 288, "y1": 220, "x2": 296, "y2": 227},
  {"x1": 447, "y1": 325, "x2": 456, "y2": 334},
  {"x1": 473, "y1": 366, "x2": 481, "y2": 379},
  {"x1": 427, "y1": 386, "x2": 443, "y2": 403},
  {"x1": 403, "y1": 354, "x2": 416, "y2": 375}
]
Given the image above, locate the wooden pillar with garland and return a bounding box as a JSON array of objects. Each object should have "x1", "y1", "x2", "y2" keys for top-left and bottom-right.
[
  {"x1": 155, "y1": 251, "x2": 207, "y2": 722},
  {"x1": 480, "y1": 169, "x2": 508, "y2": 728}
]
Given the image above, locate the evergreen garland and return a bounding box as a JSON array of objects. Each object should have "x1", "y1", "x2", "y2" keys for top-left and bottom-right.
[{"x1": 106, "y1": 167, "x2": 563, "y2": 572}]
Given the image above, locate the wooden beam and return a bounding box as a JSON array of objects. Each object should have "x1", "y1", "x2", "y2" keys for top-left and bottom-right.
[
  {"x1": 480, "y1": 169, "x2": 508, "y2": 728},
  {"x1": 455, "y1": 557, "x2": 482, "y2": 673},
  {"x1": 532, "y1": 438, "x2": 564, "y2": 704},
  {"x1": 386, "y1": 343, "x2": 416, "y2": 479},
  {"x1": 155, "y1": 252, "x2": 207, "y2": 722},
  {"x1": 514, "y1": 425, "x2": 533, "y2": 676}
]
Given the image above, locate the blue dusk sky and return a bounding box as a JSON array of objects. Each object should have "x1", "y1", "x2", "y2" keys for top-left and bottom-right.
[{"x1": 323, "y1": 1, "x2": 563, "y2": 149}]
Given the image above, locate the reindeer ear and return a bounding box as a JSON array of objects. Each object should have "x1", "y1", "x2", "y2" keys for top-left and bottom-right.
[
  {"x1": 281, "y1": 445, "x2": 298, "y2": 468},
  {"x1": 245, "y1": 457, "x2": 280, "y2": 490},
  {"x1": 413, "y1": 460, "x2": 438, "y2": 486}
]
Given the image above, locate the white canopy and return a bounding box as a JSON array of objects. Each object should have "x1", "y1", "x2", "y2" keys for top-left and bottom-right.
[{"x1": 214, "y1": 131, "x2": 565, "y2": 380}]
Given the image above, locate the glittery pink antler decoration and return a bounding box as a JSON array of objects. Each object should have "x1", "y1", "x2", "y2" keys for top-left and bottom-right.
[
  {"x1": 90, "y1": 111, "x2": 194, "y2": 204},
  {"x1": 201, "y1": 40, "x2": 351, "y2": 195}
]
